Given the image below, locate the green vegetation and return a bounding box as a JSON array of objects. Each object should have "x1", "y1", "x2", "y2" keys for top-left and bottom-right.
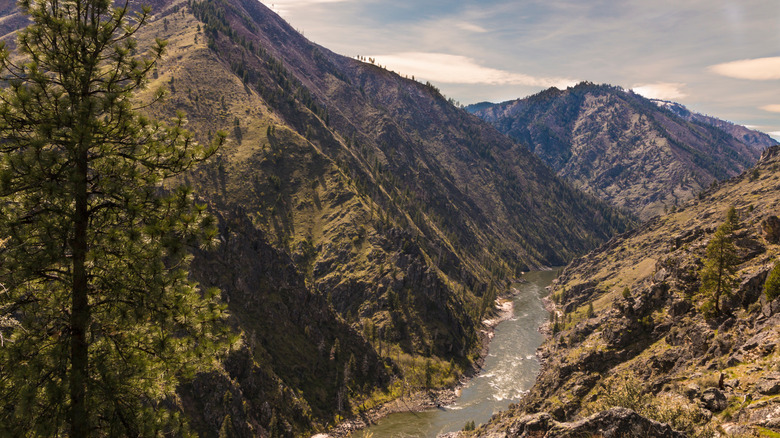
[
  {"x1": 588, "y1": 375, "x2": 653, "y2": 414},
  {"x1": 758, "y1": 427, "x2": 780, "y2": 438},
  {"x1": 764, "y1": 261, "x2": 780, "y2": 302},
  {"x1": 588, "y1": 376, "x2": 710, "y2": 436},
  {"x1": 0, "y1": 0, "x2": 227, "y2": 434},
  {"x1": 699, "y1": 208, "x2": 740, "y2": 315}
]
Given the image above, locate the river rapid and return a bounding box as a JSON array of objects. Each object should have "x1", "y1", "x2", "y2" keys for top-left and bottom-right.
[{"x1": 352, "y1": 269, "x2": 559, "y2": 438}]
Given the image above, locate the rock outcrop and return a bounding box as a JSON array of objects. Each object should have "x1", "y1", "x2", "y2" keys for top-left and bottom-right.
[{"x1": 474, "y1": 408, "x2": 685, "y2": 438}]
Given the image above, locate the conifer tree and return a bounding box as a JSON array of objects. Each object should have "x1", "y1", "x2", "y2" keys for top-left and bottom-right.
[
  {"x1": 699, "y1": 209, "x2": 740, "y2": 315},
  {"x1": 764, "y1": 261, "x2": 780, "y2": 302},
  {"x1": 0, "y1": 0, "x2": 227, "y2": 435}
]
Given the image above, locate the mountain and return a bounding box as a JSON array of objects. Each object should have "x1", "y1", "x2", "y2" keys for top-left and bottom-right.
[
  {"x1": 653, "y1": 99, "x2": 779, "y2": 151},
  {"x1": 143, "y1": 3, "x2": 635, "y2": 432},
  {"x1": 0, "y1": 0, "x2": 636, "y2": 435},
  {"x1": 471, "y1": 146, "x2": 780, "y2": 437},
  {"x1": 468, "y1": 83, "x2": 766, "y2": 220}
]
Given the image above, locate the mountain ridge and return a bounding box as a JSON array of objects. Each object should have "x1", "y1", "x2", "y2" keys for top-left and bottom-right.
[
  {"x1": 468, "y1": 83, "x2": 767, "y2": 220},
  {"x1": 651, "y1": 98, "x2": 779, "y2": 151}
]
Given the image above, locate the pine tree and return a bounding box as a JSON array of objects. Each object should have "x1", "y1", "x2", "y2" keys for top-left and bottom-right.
[
  {"x1": 699, "y1": 219, "x2": 739, "y2": 316},
  {"x1": 0, "y1": 0, "x2": 227, "y2": 435},
  {"x1": 725, "y1": 205, "x2": 740, "y2": 231},
  {"x1": 764, "y1": 261, "x2": 780, "y2": 302}
]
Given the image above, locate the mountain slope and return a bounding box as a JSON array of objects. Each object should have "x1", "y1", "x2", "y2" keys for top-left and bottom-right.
[
  {"x1": 141, "y1": 0, "x2": 632, "y2": 341},
  {"x1": 0, "y1": 0, "x2": 632, "y2": 435},
  {"x1": 653, "y1": 99, "x2": 779, "y2": 151},
  {"x1": 473, "y1": 146, "x2": 780, "y2": 437},
  {"x1": 142, "y1": 3, "x2": 632, "y2": 433},
  {"x1": 469, "y1": 83, "x2": 765, "y2": 220}
]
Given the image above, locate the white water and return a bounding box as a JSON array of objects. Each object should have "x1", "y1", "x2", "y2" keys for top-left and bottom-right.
[{"x1": 351, "y1": 270, "x2": 558, "y2": 437}]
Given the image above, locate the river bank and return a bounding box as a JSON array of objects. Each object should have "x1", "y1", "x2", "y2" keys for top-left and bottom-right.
[{"x1": 316, "y1": 286, "x2": 522, "y2": 438}]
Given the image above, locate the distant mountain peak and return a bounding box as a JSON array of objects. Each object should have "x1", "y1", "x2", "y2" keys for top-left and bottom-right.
[
  {"x1": 469, "y1": 83, "x2": 768, "y2": 220},
  {"x1": 651, "y1": 98, "x2": 779, "y2": 151}
]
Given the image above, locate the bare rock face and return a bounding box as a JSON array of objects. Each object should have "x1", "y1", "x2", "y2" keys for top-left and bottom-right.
[
  {"x1": 738, "y1": 399, "x2": 780, "y2": 429},
  {"x1": 489, "y1": 408, "x2": 685, "y2": 438},
  {"x1": 762, "y1": 215, "x2": 780, "y2": 244},
  {"x1": 756, "y1": 374, "x2": 780, "y2": 396}
]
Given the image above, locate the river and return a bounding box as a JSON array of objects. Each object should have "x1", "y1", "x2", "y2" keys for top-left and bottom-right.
[{"x1": 351, "y1": 269, "x2": 558, "y2": 438}]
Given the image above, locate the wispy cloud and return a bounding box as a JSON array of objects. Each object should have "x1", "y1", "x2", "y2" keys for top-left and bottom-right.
[
  {"x1": 455, "y1": 22, "x2": 488, "y2": 33},
  {"x1": 761, "y1": 104, "x2": 780, "y2": 113},
  {"x1": 369, "y1": 52, "x2": 577, "y2": 88},
  {"x1": 632, "y1": 83, "x2": 687, "y2": 100},
  {"x1": 709, "y1": 56, "x2": 780, "y2": 80}
]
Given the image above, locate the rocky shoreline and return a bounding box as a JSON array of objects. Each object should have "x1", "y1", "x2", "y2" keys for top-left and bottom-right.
[{"x1": 315, "y1": 286, "x2": 522, "y2": 438}]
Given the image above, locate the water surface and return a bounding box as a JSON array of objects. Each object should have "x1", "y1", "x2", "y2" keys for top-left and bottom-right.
[{"x1": 352, "y1": 269, "x2": 558, "y2": 438}]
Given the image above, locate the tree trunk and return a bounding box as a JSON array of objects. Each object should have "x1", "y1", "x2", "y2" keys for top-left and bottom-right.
[{"x1": 70, "y1": 148, "x2": 90, "y2": 436}]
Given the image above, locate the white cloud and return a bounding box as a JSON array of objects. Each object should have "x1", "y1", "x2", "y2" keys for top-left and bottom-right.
[
  {"x1": 709, "y1": 57, "x2": 780, "y2": 80},
  {"x1": 768, "y1": 131, "x2": 780, "y2": 141},
  {"x1": 455, "y1": 22, "x2": 488, "y2": 33},
  {"x1": 761, "y1": 104, "x2": 780, "y2": 113},
  {"x1": 631, "y1": 83, "x2": 687, "y2": 100},
  {"x1": 368, "y1": 52, "x2": 577, "y2": 88}
]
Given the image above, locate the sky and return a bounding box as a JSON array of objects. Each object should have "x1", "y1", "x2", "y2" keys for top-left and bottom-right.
[{"x1": 259, "y1": 0, "x2": 780, "y2": 140}]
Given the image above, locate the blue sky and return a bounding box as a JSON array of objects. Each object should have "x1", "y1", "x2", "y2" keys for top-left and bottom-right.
[{"x1": 261, "y1": 0, "x2": 780, "y2": 139}]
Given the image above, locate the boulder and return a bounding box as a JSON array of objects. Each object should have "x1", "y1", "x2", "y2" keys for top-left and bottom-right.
[
  {"x1": 762, "y1": 215, "x2": 780, "y2": 244},
  {"x1": 756, "y1": 374, "x2": 780, "y2": 396},
  {"x1": 734, "y1": 268, "x2": 770, "y2": 309},
  {"x1": 762, "y1": 294, "x2": 780, "y2": 317},
  {"x1": 701, "y1": 387, "x2": 728, "y2": 412},
  {"x1": 546, "y1": 407, "x2": 685, "y2": 438},
  {"x1": 683, "y1": 384, "x2": 701, "y2": 400},
  {"x1": 742, "y1": 330, "x2": 778, "y2": 356},
  {"x1": 745, "y1": 399, "x2": 780, "y2": 428},
  {"x1": 669, "y1": 299, "x2": 692, "y2": 317},
  {"x1": 506, "y1": 412, "x2": 556, "y2": 437},
  {"x1": 497, "y1": 408, "x2": 685, "y2": 438}
]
